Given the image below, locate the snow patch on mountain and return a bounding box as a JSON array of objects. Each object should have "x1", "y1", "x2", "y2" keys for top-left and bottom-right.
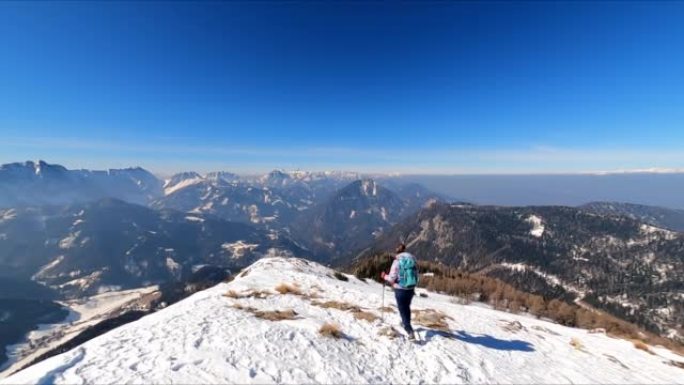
[
  {"x1": 4, "y1": 257, "x2": 683, "y2": 384},
  {"x1": 32, "y1": 256, "x2": 65, "y2": 282},
  {"x1": 0, "y1": 209, "x2": 17, "y2": 223},
  {"x1": 361, "y1": 179, "x2": 378, "y2": 196},
  {"x1": 221, "y1": 241, "x2": 260, "y2": 259},
  {"x1": 165, "y1": 257, "x2": 181, "y2": 278},
  {"x1": 56, "y1": 271, "x2": 103, "y2": 291},
  {"x1": 499, "y1": 263, "x2": 584, "y2": 297},
  {"x1": 526, "y1": 215, "x2": 545, "y2": 237},
  {"x1": 640, "y1": 224, "x2": 677, "y2": 239},
  {"x1": 58, "y1": 232, "x2": 81, "y2": 249},
  {"x1": 164, "y1": 177, "x2": 205, "y2": 196}
]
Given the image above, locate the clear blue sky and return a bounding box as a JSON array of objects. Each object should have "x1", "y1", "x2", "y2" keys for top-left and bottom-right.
[{"x1": 1, "y1": 1, "x2": 683, "y2": 175}]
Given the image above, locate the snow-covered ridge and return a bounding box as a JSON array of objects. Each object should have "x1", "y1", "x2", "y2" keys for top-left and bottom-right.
[
  {"x1": 163, "y1": 169, "x2": 363, "y2": 196},
  {"x1": 4, "y1": 257, "x2": 683, "y2": 384}
]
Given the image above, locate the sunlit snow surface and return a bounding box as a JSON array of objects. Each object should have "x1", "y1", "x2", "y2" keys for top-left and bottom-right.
[{"x1": 4, "y1": 257, "x2": 683, "y2": 384}]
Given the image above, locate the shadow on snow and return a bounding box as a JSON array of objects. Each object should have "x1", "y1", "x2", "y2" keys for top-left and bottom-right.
[{"x1": 418, "y1": 328, "x2": 535, "y2": 352}]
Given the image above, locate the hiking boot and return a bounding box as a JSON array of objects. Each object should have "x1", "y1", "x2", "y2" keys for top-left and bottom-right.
[{"x1": 407, "y1": 333, "x2": 416, "y2": 341}]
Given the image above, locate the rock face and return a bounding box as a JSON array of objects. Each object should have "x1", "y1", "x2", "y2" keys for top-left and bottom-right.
[
  {"x1": 4, "y1": 257, "x2": 683, "y2": 385},
  {"x1": 359, "y1": 203, "x2": 684, "y2": 343}
]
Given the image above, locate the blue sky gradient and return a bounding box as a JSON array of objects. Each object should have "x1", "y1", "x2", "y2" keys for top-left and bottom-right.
[{"x1": 1, "y1": 2, "x2": 683, "y2": 174}]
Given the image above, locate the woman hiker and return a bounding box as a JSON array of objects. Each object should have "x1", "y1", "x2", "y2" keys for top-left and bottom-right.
[{"x1": 381, "y1": 243, "x2": 419, "y2": 340}]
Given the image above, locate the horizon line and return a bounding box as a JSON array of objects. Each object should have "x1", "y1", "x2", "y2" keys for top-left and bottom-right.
[{"x1": 3, "y1": 159, "x2": 684, "y2": 179}]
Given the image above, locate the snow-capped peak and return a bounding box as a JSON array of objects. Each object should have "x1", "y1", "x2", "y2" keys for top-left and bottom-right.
[{"x1": 4, "y1": 257, "x2": 682, "y2": 384}]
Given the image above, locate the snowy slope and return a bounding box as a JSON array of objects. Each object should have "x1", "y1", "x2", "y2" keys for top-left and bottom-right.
[{"x1": 4, "y1": 257, "x2": 683, "y2": 384}]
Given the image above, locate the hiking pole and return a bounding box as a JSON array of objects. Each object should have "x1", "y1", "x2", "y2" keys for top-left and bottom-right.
[{"x1": 381, "y1": 279, "x2": 385, "y2": 323}]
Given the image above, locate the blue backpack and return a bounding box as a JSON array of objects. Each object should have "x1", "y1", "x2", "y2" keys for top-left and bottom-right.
[{"x1": 398, "y1": 254, "x2": 418, "y2": 288}]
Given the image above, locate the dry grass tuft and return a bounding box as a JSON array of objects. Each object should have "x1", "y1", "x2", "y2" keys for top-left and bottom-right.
[
  {"x1": 333, "y1": 271, "x2": 349, "y2": 281},
  {"x1": 378, "y1": 325, "x2": 401, "y2": 339},
  {"x1": 500, "y1": 320, "x2": 525, "y2": 333},
  {"x1": 223, "y1": 289, "x2": 271, "y2": 299},
  {"x1": 310, "y1": 284, "x2": 324, "y2": 292},
  {"x1": 312, "y1": 300, "x2": 360, "y2": 312},
  {"x1": 412, "y1": 309, "x2": 451, "y2": 331},
  {"x1": 301, "y1": 291, "x2": 321, "y2": 300},
  {"x1": 352, "y1": 310, "x2": 379, "y2": 322},
  {"x1": 633, "y1": 340, "x2": 654, "y2": 354},
  {"x1": 378, "y1": 306, "x2": 395, "y2": 313},
  {"x1": 570, "y1": 337, "x2": 585, "y2": 351},
  {"x1": 231, "y1": 303, "x2": 297, "y2": 321},
  {"x1": 275, "y1": 283, "x2": 303, "y2": 296},
  {"x1": 669, "y1": 360, "x2": 684, "y2": 370},
  {"x1": 603, "y1": 354, "x2": 629, "y2": 369},
  {"x1": 311, "y1": 299, "x2": 377, "y2": 322},
  {"x1": 531, "y1": 325, "x2": 561, "y2": 336},
  {"x1": 253, "y1": 309, "x2": 298, "y2": 321},
  {"x1": 319, "y1": 322, "x2": 344, "y2": 339},
  {"x1": 231, "y1": 303, "x2": 257, "y2": 312},
  {"x1": 245, "y1": 290, "x2": 272, "y2": 299}
]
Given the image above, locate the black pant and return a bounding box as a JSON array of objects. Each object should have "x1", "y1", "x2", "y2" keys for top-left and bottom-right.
[{"x1": 394, "y1": 288, "x2": 415, "y2": 334}]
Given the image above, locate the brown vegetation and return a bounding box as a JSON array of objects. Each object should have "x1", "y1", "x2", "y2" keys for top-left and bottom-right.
[
  {"x1": 570, "y1": 337, "x2": 585, "y2": 351},
  {"x1": 333, "y1": 271, "x2": 349, "y2": 281},
  {"x1": 531, "y1": 325, "x2": 560, "y2": 336},
  {"x1": 311, "y1": 299, "x2": 378, "y2": 322},
  {"x1": 231, "y1": 303, "x2": 257, "y2": 312},
  {"x1": 412, "y1": 309, "x2": 451, "y2": 331},
  {"x1": 253, "y1": 309, "x2": 298, "y2": 321},
  {"x1": 378, "y1": 326, "x2": 401, "y2": 339},
  {"x1": 231, "y1": 303, "x2": 297, "y2": 321},
  {"x1": 319, "y1": 322, "x2": 344, "y2": 339},
  {"x1": 669, "y1": 360, "x2": 684, "y2": 370},
  {"x1": 501, "y1": 320, "x2": 525, "y2": 333},
  {"x1": 275, "y1": 283, "x2": 303, "y2": 296},
  {"x1": 312, "y1": 300, "x2": 360, "y2": 312},
  {"x1": 633, "y1": 340, "x2": 654, "y2": 354},
  {"x1": 223, "y1": 289, "x2": 271, "y2": 299},
  {"x1": 352, "y1": 310, "x2": 379, "y2": 322}
]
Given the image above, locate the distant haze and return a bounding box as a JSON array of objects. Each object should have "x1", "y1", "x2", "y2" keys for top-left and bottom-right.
[{"x1": 400, "y1": 173, "x2": 684, "y2": 210}]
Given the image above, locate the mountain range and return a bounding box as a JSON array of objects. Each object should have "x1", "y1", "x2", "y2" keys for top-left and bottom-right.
[
  {"x1": 1, "y1": 160, "x2": 683, "y2": 376},
  {"x1": 0, "y1": 161, "x2": 162, "y2": 207}
]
